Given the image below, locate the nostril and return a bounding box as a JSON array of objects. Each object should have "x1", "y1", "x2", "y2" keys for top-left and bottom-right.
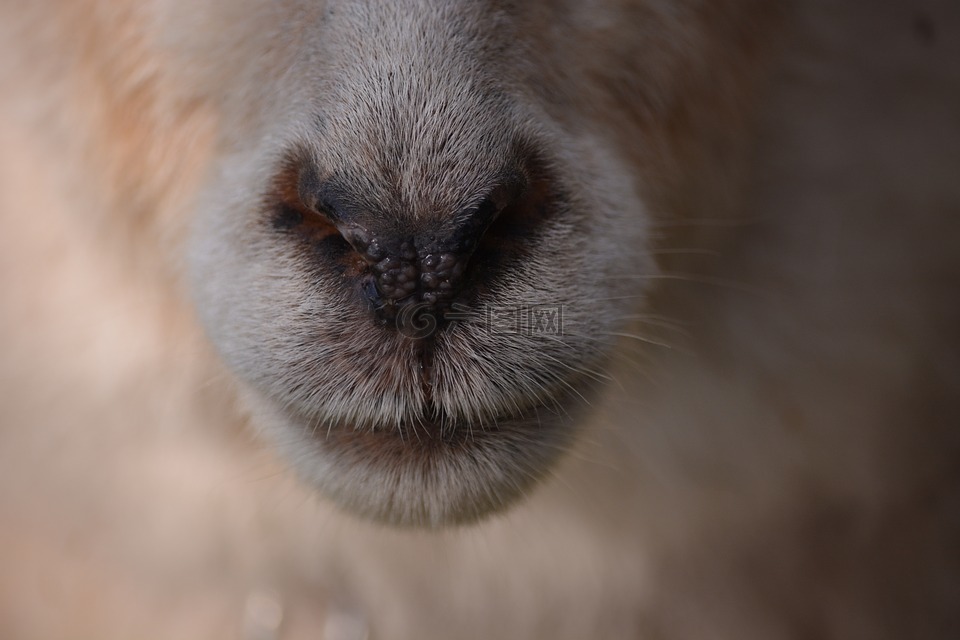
[
  {"x1": 296, "y1": 163, "x2": 347, "y2": 227},
  {"x1": 270, "y1": 152, "x2": 557, "y2": 332},
  {"x1": 270, "y1": 196, "x2": 343, "y2": 245},
  {"x1": 338, "y1": 227, "x2": 379, "y2": 263},
  {"x1": 269, "y1": 161, "x2": 345, "y2": 243},
  {"x1": 449, "y1": 175, "x2": 525, "y2": 249}
]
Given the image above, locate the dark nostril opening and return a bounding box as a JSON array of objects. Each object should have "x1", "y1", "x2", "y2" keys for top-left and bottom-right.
[
  {"x1": 296, "y1": 163, "x2": 349, "y2": 227},
  {"x1": 451, "y1": 175, "x2": 525, "y2": 248},
  {"x1": 272, "y1": 202, "x2": 304, "y2": 230},
  {"x1": 271, "y1": 151, "x2": 557, "y2": 334},
  {"x1": 269, "y1": 159, "x2": 345, "y2": 241}
]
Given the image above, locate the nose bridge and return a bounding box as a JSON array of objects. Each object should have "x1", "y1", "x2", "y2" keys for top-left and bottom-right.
[
  {"x1": 379, "y1": 93, "x2": 512, "y2": 227},
  {"x1": 327, "y1": 17, "x2": 512, "y2": 224},
  {"x1": 321, "y1": 74, "x2": 510, "y2": 230},
  {"x1": 305, "y1": 4, "x2": 524, "y2": 327}
]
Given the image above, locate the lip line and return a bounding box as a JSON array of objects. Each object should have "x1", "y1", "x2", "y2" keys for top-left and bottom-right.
[
  {"x1": 249, "y1": 376, "x2": 594, "y2": 526},
  {"x1": 294, "y1": 383, "x2": 586, "y2": 446}
]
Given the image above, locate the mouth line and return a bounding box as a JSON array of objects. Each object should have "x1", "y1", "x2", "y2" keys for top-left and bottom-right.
[
  {"x1": 321, "y1": 403, "x2": 555, "y2": 444},
  {"x1": 311, "y1": 406, "x2": 576, "y2": 526},
  {"x1": 283, "y1": 353, "x2": 604, "y2": 448},
  {"x1": 253, "y1": 367, "x2": 601, "y2": 527}
]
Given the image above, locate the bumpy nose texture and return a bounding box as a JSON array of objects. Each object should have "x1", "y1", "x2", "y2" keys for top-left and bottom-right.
[
  {"x1": 292, "y1": 164, "x2": 528, "y2": 331},
  {"x1": 418, "y1": 252, "x2": 467, "y2": 306},
  {"x1": 342, "y1": 227, "x2": 471, "y2": 324}
]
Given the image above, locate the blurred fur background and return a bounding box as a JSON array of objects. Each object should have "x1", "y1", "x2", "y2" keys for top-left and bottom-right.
[{"x1": 1, "y1": 0, "x2": 958, "y2": 638}]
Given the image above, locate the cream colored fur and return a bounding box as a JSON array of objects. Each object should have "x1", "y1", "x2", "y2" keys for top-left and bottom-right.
[{"x1": 1, "y1": 0, "x2": 958, "y2": 638}]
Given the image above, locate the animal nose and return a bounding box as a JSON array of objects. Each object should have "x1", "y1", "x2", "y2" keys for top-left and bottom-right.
[
  {"x1": 342, "y1": 229, "x2": 473, "y2": 321},
  {"x1": 296, "y1": 169, "x2": 525, "y2": 332}
]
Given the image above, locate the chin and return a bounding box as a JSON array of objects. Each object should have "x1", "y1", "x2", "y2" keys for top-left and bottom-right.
[{"x1": 248, "y1": 384, "x2": 589, "y2": 527}]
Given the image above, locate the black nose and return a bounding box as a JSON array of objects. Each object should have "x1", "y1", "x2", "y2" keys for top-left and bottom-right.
[
  {"x1": 297, "y1": 168, "x2": 525, "y2": 332},
  {"x1": 343, "y1": 226, "x2": 475, "y2": 313}
]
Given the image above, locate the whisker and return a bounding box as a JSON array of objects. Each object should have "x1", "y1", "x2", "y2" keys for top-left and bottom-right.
[{"x1": 600, "y1": 331, "x2": 676, "y2": 351}]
